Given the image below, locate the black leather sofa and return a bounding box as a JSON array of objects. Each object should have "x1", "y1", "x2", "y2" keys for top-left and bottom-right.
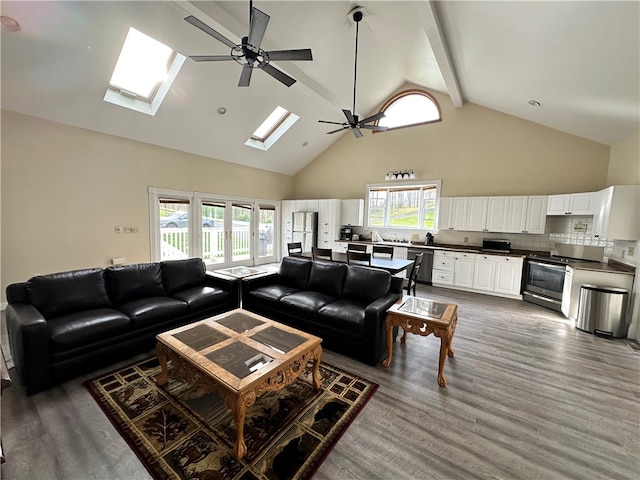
[
  {"x1": 242, "y1": 256, "x2": 403, "y2": 365},
  {"x1": 6, "y1": 258, "x2": 239, "y2": 394}
]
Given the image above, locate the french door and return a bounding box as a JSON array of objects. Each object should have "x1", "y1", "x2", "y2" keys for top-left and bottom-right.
[{"x1": 149, "y1": 187, "x2": 277, "y2": 269}]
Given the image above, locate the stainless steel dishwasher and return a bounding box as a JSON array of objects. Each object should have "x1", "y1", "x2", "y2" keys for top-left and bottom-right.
[{"x1": 407, "y1": 248, "x2": 434, "y2": 285}]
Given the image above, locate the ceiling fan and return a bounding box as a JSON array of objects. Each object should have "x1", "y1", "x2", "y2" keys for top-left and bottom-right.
[
  {"x1": 184, "y1": 1, "x2": 313, "y2": 87},
  {"x1": 318, "y1": 8, "x2": 388, "y2": 138}
]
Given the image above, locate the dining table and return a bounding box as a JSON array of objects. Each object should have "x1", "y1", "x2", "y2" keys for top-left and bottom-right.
[{"x1": 302, "y1": 251, "x2": 414, "y2": 275}]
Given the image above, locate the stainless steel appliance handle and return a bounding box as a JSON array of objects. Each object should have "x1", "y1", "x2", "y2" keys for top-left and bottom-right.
[{"x1": 528, "y1": 260, "x2": 567, "y2": 271}]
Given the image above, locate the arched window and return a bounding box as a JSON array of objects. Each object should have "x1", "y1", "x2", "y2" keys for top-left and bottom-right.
[{"x1": 376, "y1": 89, "x2": 441, "y2": 131}]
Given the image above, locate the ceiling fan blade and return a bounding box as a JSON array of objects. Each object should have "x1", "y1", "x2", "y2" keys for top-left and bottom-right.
[
  {"x1": 359, "y1": 111, "x2": 386, "y2": 125},
  {"x1": 238, "y1": 64, "x2": 253, "y2": 87},
  {"x1": 247, "y1": 7, "x2": 270, "y2": 52},
  {"x1": 318, "y1": 120, "x2": 347, "y2": 125},
  {"x1": 259, "y1": 62, "x2": 296, "y2": 87},
  {"x1": 326, "y1": 127, "x2": 348, "y2": 134},
  {"x1": 185, "y1": 16, "x2": 237, "y2": 49},
  {"x1": 267, "y1": 49, "x2": 313, "y2": 61},
  {"x1": 352, "y1": 128, "x2": 364, "y2": 138},
  {"x1": 189, "y1": 55, "x2": 237, "y2": 62},
  {"x1": 342, "y1": 109, "x2": 356, "y2": 125},
  {"x1": 361, "y1": 125, "x2": 389, "y2": 131}
]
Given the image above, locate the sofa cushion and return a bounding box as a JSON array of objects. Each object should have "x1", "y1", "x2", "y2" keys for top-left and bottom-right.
[
  {"x1": 106, "y1": 263, "x2": 165, "y2": 306},
  {"x1": 172, "y1": 286, "x2": 228, "y2": 311},
  {"x1": 48, "y1": 308, "x2": 131, "y2": 353},
  {"x1": 342, "y1": 266, "x2": 392, "y2": 305},
  {"x1": 118, "y1": 297, "x2": 189, "y2": 328},
  {"x1": 317, "y1": 300, "x2": 367, "y2": 335},
  {"x1": 162, "y1": 258, "x2": 206, "y2": 295},
  {"x1": 28, "y1": 268, "x2": 111, "y2": 319},
  {"x1": 249, "y1": 285, "x2": 301, "y2": 303},
  {"x1": 308, "y1": 262, "x2": 347, "y2": 298},
  {"x1": 278, "y1": 256, "x2": 312, "y2": 290},
  {"x1": 280, "y1": 291, "x2": 336, "y2": 316}
]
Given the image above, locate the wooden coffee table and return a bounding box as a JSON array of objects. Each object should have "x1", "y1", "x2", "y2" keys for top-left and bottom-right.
[
  {"x1": 383, "y1": 296, "x2": 458, "y2": 387},
  {"x1": 155, "y1": 308, "x2": 322, "y2": 459}
]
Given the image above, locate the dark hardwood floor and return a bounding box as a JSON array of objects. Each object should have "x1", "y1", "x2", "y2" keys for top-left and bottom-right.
[{"x1": 2, "y1": 285, "x2": 639, "y2": 480}]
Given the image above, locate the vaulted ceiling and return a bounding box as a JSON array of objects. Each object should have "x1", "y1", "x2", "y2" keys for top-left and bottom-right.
[{"x1": 2, "y1": 1, "x2": 638, "y2": 176}]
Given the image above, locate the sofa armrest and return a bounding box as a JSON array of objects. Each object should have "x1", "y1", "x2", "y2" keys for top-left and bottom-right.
[
  {"x1": 363, "y1": 292, "x2": 403, "y2": 339},
  {"x1": 241, "y1": 272, "x2": 280, "y2": 297},
  {"x1": 6, "y1": 303, "x2": 51, "y2": 395},
  {"x1": 204, "y1": 271, "x2": 240, "y2": 307}
]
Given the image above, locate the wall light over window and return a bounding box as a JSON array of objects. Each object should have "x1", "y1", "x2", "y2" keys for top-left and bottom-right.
[{"x1": 104, "y1": 28, "x2": 185, "y2": 116}]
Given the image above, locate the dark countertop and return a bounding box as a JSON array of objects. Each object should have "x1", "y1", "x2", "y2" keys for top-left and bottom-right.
[{"x1": 338, "y1": 240, "x2": 635, "y2": 275}]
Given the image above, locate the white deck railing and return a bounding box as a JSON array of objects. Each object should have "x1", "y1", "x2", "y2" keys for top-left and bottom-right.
[{"x1": 161, "y1": 227, "x2": 255, "y2": 262}]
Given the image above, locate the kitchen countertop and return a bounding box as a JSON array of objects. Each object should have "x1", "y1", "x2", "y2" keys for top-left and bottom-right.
[{"x1": 337, "y1": 239, "x2": 635, "y2": 275}]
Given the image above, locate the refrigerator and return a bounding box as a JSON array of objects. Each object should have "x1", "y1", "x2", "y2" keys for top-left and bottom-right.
[{"x1": 292, "y1": 212, "x2": 317, "y2": 253}]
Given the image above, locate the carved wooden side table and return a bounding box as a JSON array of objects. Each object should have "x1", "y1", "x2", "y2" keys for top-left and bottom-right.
[{"x1": 383, "y1": 296, "x2": 458, "y2": 387}]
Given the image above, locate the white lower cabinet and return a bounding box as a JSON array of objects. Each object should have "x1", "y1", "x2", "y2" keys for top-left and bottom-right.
[{"x1": 436, "y1": 250, "x2": 523, "y2": 299}]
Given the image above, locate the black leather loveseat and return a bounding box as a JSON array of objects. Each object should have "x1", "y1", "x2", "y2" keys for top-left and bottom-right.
[
  {"x1": 6, "y1": 258, "x2": 239, "y2": 394},
  {"x1": 242, "y1": 256, "x2": 403, "y2": 365}
]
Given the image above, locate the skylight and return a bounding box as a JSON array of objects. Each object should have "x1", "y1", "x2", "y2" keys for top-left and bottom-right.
[
  {"x1": 245, "y1": 106, "x2": 299, "y2": 151},
  {"x1": 104, "y1": 27, "x2": 185, "y2": 116}
]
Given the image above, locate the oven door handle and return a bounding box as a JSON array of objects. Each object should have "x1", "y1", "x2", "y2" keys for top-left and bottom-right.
[{"x1": 527, "y1": 260, "x2": 567, "y2": 271}]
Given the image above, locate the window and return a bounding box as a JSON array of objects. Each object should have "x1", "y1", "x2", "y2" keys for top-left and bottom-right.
[
  {"x1": 104, "y1": 28, "x2": 185, "y2": 116},
  {"x1": 375, "y1": 89, "x2": 441, "y2": 131},
  {"x1": 245, "y1": 106, "x2": 299, "y2": 151},
  {"x1": 158, "y1": 198, "x2": 191, "y2": 260},
  {"x1": 366, "y1": 181, "x2": 440, "y2": 230}
]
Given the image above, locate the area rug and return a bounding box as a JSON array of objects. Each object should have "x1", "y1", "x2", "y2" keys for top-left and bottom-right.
[{"x1": 84, "y1": 356, "x2": 378, "y2": 480}]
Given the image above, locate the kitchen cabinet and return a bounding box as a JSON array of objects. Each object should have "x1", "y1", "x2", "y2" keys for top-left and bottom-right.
[
  {"x1": 547, "y1": 192, "x2": 596, "y2": 215},
  {"x1": 432, "y1": 250, "x2": 474, "y2": 288},
  {"x1": 493, "y1": 256, "x2": 524, "y2": 296},
  {"x1": 333, "y1": 241, "x2": 348, "y2": 253},
  {"x1": 341, "y1": 199, "x2": 364, "y2": 226},
  {"x1": 465, "y1": 197, "x2": 488, "y2": 232},
  {"x1": 592, "y1": 185, "x2": 640, "y2": 240},
  {"x1": 438, "y1": 197, "x2": 468, "y2": 230},
  {"x1": 505, "y1": 195, "x2": 547, "y2": 234},
  {"x1": 473, "y1": 254, "x2": 496, "y2": 291},
  {"x1": 281, "y1": 200, "x2": 296, "y2": 256},
  {"x1": 466, "y1": 196, "x2": 510, "y2": 232},
  {"x1": 317, "y1": 199, "x2": 342, "y2": 249}
]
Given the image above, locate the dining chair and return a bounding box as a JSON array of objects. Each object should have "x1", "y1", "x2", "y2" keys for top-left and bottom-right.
[
  {"x1": 312, "y1": 247, "x2": 332, "y2": 261},
  {"x1": 372, "y1": 245, "x2": 394, "y2": 259},
  {"x1": 347, "y1": 243, "x2": 367, "y2": 252},
  {"x1": 405, "y1": 253, "x2": 424, "y2": 296},
  {"x1": 347, "y1": 251, "x2": 372, "y2": 266},
  {"x1": 287, "y1": 242, "x2": 303, "y2": 256}
]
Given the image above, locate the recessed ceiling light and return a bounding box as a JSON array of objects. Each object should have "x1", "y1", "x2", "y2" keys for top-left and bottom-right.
[
  {"x1": 1, "y1": 16, "x2": 21, "y2": 32},
  {"x1": 528, "y1": 100, "x2": 541, "y2": 107},
  {"x1": 217, "y1": 107, "x2": 227, "y2": 115}
]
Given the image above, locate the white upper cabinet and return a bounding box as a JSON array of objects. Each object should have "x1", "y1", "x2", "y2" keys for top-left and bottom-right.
[
  {"x1": 592, "y1": 185, "x2": 640, "y2": 240},
  {"x1": 547, "y1": 192, "x2": 596, "y2": 215},
  {"x1": 438, "y1": 197, "x2": 468, "y2": 230},
  {"x1": 505, "y1": 195, "x2": 547, "y2": 234},
  {"x1": 465, "y1": 197, "x2": 488, "y2": 231},
  {"x1": 341, "y1": 199, "x2": 364, "y2": 226}
]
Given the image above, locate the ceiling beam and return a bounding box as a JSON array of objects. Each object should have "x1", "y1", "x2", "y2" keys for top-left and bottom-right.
[{"x1": 417, "y1": 1, "x2": 464, "y2": 108}]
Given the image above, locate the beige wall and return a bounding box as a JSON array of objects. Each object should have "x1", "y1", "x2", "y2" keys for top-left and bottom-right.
[
  {"x1": 1, "y1": 110, "x2": 293, "y2": 299},
  {"x1": 293, "y1": 87, "x2": 611, "y2": 199},
  {"x1": 608, "y1": 128, "x2": 640, "y2": 186}
]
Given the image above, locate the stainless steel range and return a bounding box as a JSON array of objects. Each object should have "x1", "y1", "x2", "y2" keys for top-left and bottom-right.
[{"x1": 522, "y1": 245, "x2": 603, "y2": 312}]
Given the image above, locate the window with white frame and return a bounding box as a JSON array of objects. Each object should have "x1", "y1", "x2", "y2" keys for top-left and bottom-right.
[{"x1": 366, "y1": 181, "x2": 440, "y2": 230}]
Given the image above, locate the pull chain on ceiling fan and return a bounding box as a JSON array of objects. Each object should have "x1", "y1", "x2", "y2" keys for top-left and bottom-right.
[
  {"x1": 318, "y1": 8, "x2": 388, "y2": 138},
  {"x1": 185, "y1": 0, "x2": 313, "y2": 87}
]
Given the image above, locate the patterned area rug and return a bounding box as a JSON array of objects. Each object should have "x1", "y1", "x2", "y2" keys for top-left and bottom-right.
[{"x1": 85, "y1": 356, "x2": 378, "y2": 480}]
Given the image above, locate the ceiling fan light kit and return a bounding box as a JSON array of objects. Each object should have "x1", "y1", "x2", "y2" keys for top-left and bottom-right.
[
  {"x1": 318, "y1": 6, "x2": 388, "y2": 138},
  {"x1": 185, "y1": 1, "x2": 313, "y2": 87}
]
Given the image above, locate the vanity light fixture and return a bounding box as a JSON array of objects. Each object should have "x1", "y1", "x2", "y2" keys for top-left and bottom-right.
[{"x1": 385, "y1": 170, "x2": 415, "y2": 181}]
